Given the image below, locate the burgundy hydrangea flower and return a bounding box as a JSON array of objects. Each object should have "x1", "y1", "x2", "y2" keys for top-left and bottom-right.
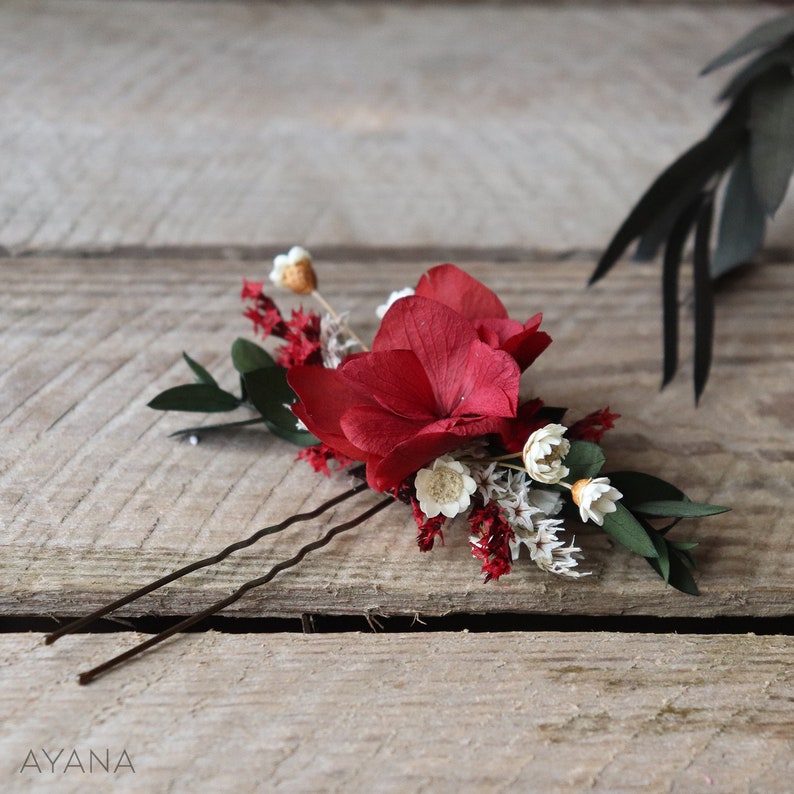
[
  {"x1": 414, "y1": 264, "x2": 551, "y2": 371},
  {"x1": 288, "y1": 294, "x2": 521, "y2": 492}
]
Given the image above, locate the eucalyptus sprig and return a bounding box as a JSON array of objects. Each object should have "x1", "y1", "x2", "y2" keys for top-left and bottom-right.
[
  {"x1": 148, "y1": 339, "x2": 317, "y2": 446},
  {"x1": 554, "y1": 443, "x2": 727, "y2": 594},
  {"x1": 591, "y1": 12, "x2": 794, "y2": 402}
]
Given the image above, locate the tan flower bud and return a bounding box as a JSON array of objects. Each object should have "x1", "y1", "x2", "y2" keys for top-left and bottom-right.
[
  {"x1": 270, "y1": 246, "x2": 317, "y2": 295},
  {"x1": 281, "y1": 258, "x2": 317, "y2": 295}
]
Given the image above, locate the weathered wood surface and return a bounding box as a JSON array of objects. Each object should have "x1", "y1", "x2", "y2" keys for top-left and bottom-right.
[
  {"x1": 2, "y1": 256, "x2": 792, "y2": 620},
  {"x1": 2, "y1": 0, "x2": 792, "y2": 252},
  {"x1": 2, "y1": 632, "x2": 792, "y2": 793}
]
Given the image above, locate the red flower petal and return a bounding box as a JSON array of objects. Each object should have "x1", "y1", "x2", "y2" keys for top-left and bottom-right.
[
  {"x1": 340, "y1": 349, "x2": 437, "y2": 421},
  {"x1": 340, "y1": 404, "x2": 429, "y2": 458},
  {"x1": 288, "y1": 365, "x2": 372, "y2": 461},
  {"x1": 365, "y1": 416, "x2": 508, "y2": 491},
  {"x1": 501, "y1": 327, "x2": 552, "y2": 371},
  {"x1": 374, "y1": 296, "x2": 517, "y2": 416},
  {"x1": 455, "y1": 339, "x2": 519, "y2": 418},
  {"x1": 415, "y1": 264, "x2": 508, "y2": 321}
]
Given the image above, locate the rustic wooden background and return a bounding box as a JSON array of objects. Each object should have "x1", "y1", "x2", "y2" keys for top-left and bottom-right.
[{"x1": 2, "y1": 2, "x2": 792, "y2": 792}]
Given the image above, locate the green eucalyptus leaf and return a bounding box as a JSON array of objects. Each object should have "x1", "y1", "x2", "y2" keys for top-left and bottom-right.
[
  {"x1": 243, "y1": 366, "x2": 301, "y2": 431},
  {"x1": 605, "y1": 471, "x2": 686, "y2": 506},
  {"x1": 265, "y1": 420, "x2": 319, "y2": 447},
  {"x1": 589, "y1": 108, "x2": 746, "y2": 285},
  {"x1": 668, "y1": 541, "x2": 698, "y2": 571},
  {"x1": 749, "y1": 69, "x2": 794, "y2": 215},
  {"x1": 701, "y1": 13, "x2": 794, "y2": 75},
  {"x1": 713, "y1": 149, "x2": 767, "y2": 277},
  {"x1": 632, "y1": 500, "x2": 730, "y2": 518},
  {"x1": 718, "y1": 40, "x2": 794, "y2": 101},
  {"x1": 182, "y1": 352, "x2": 218, "y2": 387},
  {"x1": 647, "y1": 528, "x2": 671, "y2": 583},
  {"x1": 562, "y1": 441, "x2": 605, "y2": 482},
  {"x1": 148, "y1": 384, "x2": 241, "y2": 413},
  {"x1": 231, "y1": 338, "x2": 276, "y2": 374},
  {"x1": 600, "y1": 503, "x2": 658, "y2": 558},
  {"x1": 661, "y1": 193, "x2": 705, "y2": 386},
  {"x1": 634, "y1": 189, "x2": 698, "y2": 262},
  {"x1": 693, "y1": 195, "x2": 715, "y2": 404},
  {"x1": 670, "y1": 540, "x2": 699, "y2": 551},
  {"x1": 666, "y1": 547, "x2": 700, "y2": 595}
]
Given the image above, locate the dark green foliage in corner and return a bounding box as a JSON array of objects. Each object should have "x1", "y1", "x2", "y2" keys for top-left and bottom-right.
[{"x1": 591, "y1": 13, "x2": 794, "y2": 402}]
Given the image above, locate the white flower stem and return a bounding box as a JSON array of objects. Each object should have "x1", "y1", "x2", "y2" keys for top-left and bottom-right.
[{"x1": 311, "y1": 290, "x2": 369, "y2": 352}]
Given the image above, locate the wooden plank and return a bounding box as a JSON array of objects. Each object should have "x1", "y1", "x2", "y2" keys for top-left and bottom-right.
[
  {"x1": 2, "y1": 256, "x2": 793, "y2": 620},
  {"x1": 2, "y1": 632, "x2": 792, "y2": 792},
  {"x1": 2, "y1": 1, "x2": 792, "y2": 252}
]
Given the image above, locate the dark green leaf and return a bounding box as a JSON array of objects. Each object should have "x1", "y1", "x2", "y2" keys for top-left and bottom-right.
[
  {"x1": 712, "y1": 149, "x2": 767, "y2": 277},
  {"x1": 562, "y1": 441, "x2": 605, "y2": 482},
  {"x1": 718, "y1": 40, "x2": 794, "y2": 101},
  {"x1": 605, "y1": 471, "x2": 686, "y2": 506},
  {"x1": 264, "y1": 420, "x2": 319, "y2": 447},
  {"x1": 661, "y1": 194, "x2": 704, "y2": 386},
  {"x1": 647, "y1": 528, "x2": 671, "y2": 583},
  {"x1": 673, "y1": 545, "x2": 699, "y2": 571},
  {"x1": 749, "y1": 69, "x2": 794, "y2": 215},
  {"x1": 670, "y1": 541, "x2": 699, "y2": 551},
  {"x1": 589, "y1": 111, "x2": 745, "y2": 285},
  {"x1": 231, "y1": 338, "x2": 276, "y2": 374},
  {"x1": 666, "y1": 547, "x2": 700, "y2": 595},
  {"x1": 148, "y1": 384, "x2": 241, "y2": 413},
  {"x1": 634, "y1": 188, "x2": 700, "y2": 262},
  {"x1": 692, "y1": 195, "x2": 715, "y2": 404},
  {"x1": 600, "y1": 503, "x2": 658, "y2": 558},
  {"x1": 536, "y1": 405, "x2": 568, "y2": 424},
  {"x1": 182, "y1": 352, "x2": 218, "y2": 387},
  {"x1": 701, "y1": 13, "x2": 794, "y2": 75},
  {"x1": 243, "y1": 366, "x2": 301, "y2": 431},
  {"x1": 632, "y1": 500, "x2": 730, "y2": 518}
]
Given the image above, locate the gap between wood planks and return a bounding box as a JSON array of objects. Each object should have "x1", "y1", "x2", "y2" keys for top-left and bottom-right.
[{"x1": 2, "y1": 614, "x2": 791, "y2": 636}]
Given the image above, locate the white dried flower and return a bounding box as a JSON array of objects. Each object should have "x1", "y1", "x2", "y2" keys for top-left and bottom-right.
[
  {"x1": 494, "y1": 469, "x2": 528, "y2": 502},
  {"x1": 571, "y1": 477, "x2": 622, "y2": 526},
  {"x1": 469, "y1": 461, "x2": 504, "y2": 504},
  {"x1": 414, "y1": 456, "x2": 477, "y2": 519},
  {"x1": 319, "y1": 312, "x2": 357, "y2": 368},
  {"x1": 522, "y1": 423, "x2": 571, "y2": 485},
  {"x1": 500, "y1": 490, "x2": 542, "y2": 532},
  {"x1": 270, "y1": 246, "x2": 317, "y2": 294},
  {"x1": 376, "y1": 287, "x2": 415, "y2": 319},
  {"x1": 511, "y1": 519, "x2": 564, "y2": 564},
  {"x1": 527, "y1": 487, "x2": 564, "y2": 517},
  {"x1": 545, "y1": 538, "x2": 591, "y2": 579}
]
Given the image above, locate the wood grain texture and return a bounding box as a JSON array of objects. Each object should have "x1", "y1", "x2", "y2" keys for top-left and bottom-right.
[
  {"x1": 2, "y1": 632, "x2": 793, "y2": 793},
  {"x1": 2, "y1": 256, "x2": 792, "y2": 620},
  {"x1": 2, "y1": 0, "x2": 792, "y2": 252}
]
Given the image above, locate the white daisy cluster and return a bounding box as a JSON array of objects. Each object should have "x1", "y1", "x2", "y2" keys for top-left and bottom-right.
[{"x1": 468, "y1": 460, "x2": 590, "y2": 579}]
